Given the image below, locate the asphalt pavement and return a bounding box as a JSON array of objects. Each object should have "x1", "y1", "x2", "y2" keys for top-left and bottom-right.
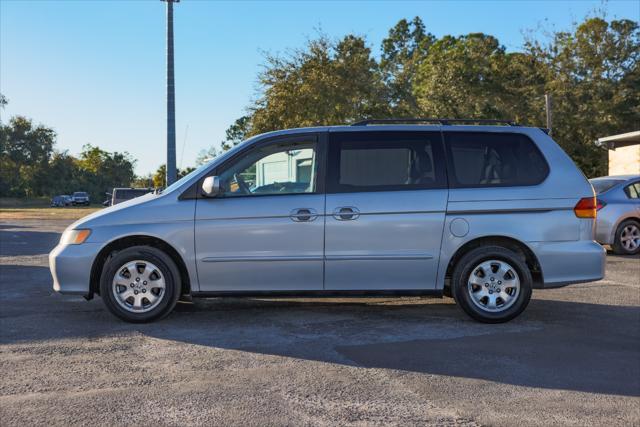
[{"x1": 0, "y1": 219, "x2": 639, "y2": 426}]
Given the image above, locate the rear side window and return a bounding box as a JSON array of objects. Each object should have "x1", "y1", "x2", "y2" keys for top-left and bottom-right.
[
  {"x1": 624, "y1": 182, "x2": 640, "y2": 199},
  {"x1": 328, "y1": 132, "x2": 446, "y2": 193},
  {"x1": 591, "y1": 179, "x2": 624, "y2": 194},
  {"x1": 444, "y1": 132, "x2": 549, "y2": 188}
]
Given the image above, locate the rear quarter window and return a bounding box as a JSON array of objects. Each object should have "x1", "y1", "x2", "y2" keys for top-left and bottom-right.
[
  {"x1": 444, "y1": 132, "x2": 549, "y2": 188},
  {"x1": 624, "y1": 182, "x2": 640, "y2": 199}
]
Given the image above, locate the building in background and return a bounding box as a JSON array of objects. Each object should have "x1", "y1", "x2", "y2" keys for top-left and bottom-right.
[{"x1": 597, "y1": 131, "x2": 640, "y2": 175}]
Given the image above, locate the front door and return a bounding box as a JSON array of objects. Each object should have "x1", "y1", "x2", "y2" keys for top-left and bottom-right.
[
  {"x1": 324, "y1": 131, "x2": 448, "y2": 290},
  {"x1": 195, "y1": 135, "x2": 325, "y2": 291}
]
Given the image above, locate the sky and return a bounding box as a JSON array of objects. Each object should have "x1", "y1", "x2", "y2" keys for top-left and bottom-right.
[{"x1": 1, "y1": 0, "x2": 638, "y2": 176}]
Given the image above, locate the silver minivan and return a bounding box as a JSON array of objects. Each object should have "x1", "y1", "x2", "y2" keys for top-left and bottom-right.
[{"x1": 49, "y1": 120, "x2": 606, "y2": 323}]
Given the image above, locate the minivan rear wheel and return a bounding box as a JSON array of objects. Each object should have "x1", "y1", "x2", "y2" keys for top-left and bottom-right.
[
  {"x1": 99, "y1": 246, "x2": 181, "y2": 323},
  {"x1": 451, "y1": 246, "x2": 532, "y2": 323}
]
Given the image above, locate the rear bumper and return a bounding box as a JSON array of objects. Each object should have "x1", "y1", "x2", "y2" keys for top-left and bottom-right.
[
  {"x1": 49, "y1": 242, "x2": 101, "y2": 296},
  {"x1": 530, "y1": 240, "x2": 606, "y2": 288}
]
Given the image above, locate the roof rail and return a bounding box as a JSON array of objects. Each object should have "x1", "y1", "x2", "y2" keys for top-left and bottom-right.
[{"x1": 351, "y1": 118, "x2": 519, "y2": 127}]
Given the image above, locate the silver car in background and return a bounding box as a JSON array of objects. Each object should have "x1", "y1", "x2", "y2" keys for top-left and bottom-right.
[
  {"x1": 590, "y1": 175, "x2": 640, "y2": 255},
  {"x1": 49, "y1": 120, "x2": 605, "y2": 324}
]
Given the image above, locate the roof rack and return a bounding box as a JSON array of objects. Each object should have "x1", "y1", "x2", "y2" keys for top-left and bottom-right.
[{"x1": 351, "y1": 118, "x2": 519, "y2": 127}]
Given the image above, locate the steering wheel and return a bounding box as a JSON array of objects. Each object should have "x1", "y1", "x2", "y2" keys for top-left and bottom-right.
[{"x1": 233, "y1": 173, "x2": 251, "y2": 194}]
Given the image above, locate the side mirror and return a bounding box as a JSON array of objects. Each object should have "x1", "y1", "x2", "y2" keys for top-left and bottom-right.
[{"x1": 202, "y1": 176, "x2": 222, "y2": 197}]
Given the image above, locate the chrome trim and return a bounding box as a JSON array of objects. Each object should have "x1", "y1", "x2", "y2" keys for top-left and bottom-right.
[
  {"x1": 202, "y1": 255, "x2": 323, "y2": 263},
  {"x1": 325, "y1": 254, "x2": 433, "y2": 261},
  {"x1": 446, "y1": 207, "x2": 568, "y2": 215},
  {"x1": 202, "y1": 253, "x2": 434, "y2": 263}
]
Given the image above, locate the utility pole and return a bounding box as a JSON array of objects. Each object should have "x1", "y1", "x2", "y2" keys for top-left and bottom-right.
[
  {"x1": 544, "y1": 93, "x2": 553, "y2": 136},
  {"x1": 162, "y1": 0, "x2": 179, "y2": 186}
]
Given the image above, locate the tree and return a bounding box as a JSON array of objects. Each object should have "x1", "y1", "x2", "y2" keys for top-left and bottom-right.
[
  {"x1": 526, "y1": 17, "x2": 640, "y2": 176},
  {"x1": 413, "y1": 33, "x2": 511, "y2": 119},
  {"x1": 221, "y1": 116, "x2": 251, "y2": 150},
  {"x1": 74, "y1": 144, "x2": 137, "y2": 202},
  {"x1": 152, "y1": 164, "x2": 195, "y2": 188},
  {"x1": 195, "y1": 145, "x2": 219, "y2": 165},
  {"x1": 380, "y1": 17, "x2": 435, "y2": 116},
  {"x1": 152, "y1": 164, "x2": 166, "y2": 188},
  {"x1": 248, "y1": 34, "x2": 388, "y2": 135},
  {"x1": 0, "y1": 116, "x2": 56, "y2": 197},
  {"x1": 131, "y1": 174, "x2": 154, "y2": 189}
]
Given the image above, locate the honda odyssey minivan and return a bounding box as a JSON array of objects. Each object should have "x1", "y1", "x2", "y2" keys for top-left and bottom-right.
[{"x1": 49, "y1": 119, "x2": 605, "y2": 323}]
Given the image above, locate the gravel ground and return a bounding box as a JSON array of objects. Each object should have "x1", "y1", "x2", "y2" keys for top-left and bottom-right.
[{"x1": 0, "y1": 219, "x2": 639, "y2": 426}]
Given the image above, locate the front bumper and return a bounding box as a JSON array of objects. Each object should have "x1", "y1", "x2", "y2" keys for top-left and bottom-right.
[
  {"x1": 49, "y1": 242, "x2": 102, "y2": 296},
  {"x1": 529, "y1": 240, "x2": 606, "y2": 288}
]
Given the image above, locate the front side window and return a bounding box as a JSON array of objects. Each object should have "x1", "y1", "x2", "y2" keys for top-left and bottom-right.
[
  {"x1": 624, "y1": 182, "x2": 640, "y2": 199},
  {"x1": 445, "y1": 132, "x2": 549, "y2": 188},
  {"x1": 218, "y1": 140, "x2": 317, "y2": 197},
  {"x1": 328, "y1": 132, "x2": 446, "y2": 193}
]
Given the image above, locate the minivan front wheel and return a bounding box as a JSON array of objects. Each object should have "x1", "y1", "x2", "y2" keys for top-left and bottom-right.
[
  {"x1": 100, "y1": 246, "x2": 181, "y2": 322},
  {"x1": 452, "y1": 246, "x2": 532, "y2": 323}
]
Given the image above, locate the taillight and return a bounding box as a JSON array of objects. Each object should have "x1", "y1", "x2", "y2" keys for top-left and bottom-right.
[
  {"x1": 596, "y1": 199, "x2": 606, "y2": 210},
  {"x1": 574, "y1": 197, "x2": 597, "y2": 218}
]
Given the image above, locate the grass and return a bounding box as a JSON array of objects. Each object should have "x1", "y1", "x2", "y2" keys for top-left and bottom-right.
[{"x1": 0, "y1": 198, "x2": 102, "y2": 220}]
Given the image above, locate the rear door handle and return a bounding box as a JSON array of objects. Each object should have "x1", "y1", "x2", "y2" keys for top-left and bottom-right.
[
  {"x1": 289, "y1": 208, "x2": 318, "y2": 222},
  {"x1": 332, "y1": 206, "x2": 360, "y2": 221}
]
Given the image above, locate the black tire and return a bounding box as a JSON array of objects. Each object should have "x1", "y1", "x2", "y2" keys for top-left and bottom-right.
[
  {"x1": 612, "y1": 219, "x2": 640, "y2": 255},
  {"x1": 451, "y1": 246, "x2": 532, "y2": 323},
  {"x1": 99, "y1": 245, "x2": 181, "y2": 323}
]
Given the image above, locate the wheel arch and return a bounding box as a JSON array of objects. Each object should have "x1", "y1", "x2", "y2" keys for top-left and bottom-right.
[
  {"x1": 89, "y1": 235, "x2": 191, "y2": 298},
  {"x1": 444, "y1": 235, "x2": 544, "y2": 291}
]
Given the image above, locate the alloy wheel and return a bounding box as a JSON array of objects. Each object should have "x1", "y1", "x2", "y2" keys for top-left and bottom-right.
[
  {"x1": 620, "y1": 224, "x2": 640, "y2": 252},
  {"x1": 112, "y1": 260, "x2": 166, "y2": 313},
  {"x1": 467, "y1": 259, "x2": 521, "y2": 313}
]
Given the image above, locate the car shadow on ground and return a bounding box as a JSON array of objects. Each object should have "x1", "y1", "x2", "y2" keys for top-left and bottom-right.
[{"x1": 1, "y1": 264, "x2": 639, "y2": 398}]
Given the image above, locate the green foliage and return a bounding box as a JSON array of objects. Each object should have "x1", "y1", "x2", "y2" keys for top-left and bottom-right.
[
  {"x1": 248, "y1": 34, "x2": 389, "y2": 135},
  {"x1": 152, "y1": 164, "x2": 195, "y2": 188},
  {"x1": 0, "y1": 118, "x2": 136, "y2": 202},
  {"x1": 221, "y1": 116, "x2": 251, "y2": 150},
  {"x1": 381, "y1": 17, "x2": 435, "y2": 115},
  {"x1": 526, "y1": 17, "x2": 640, "y2": 176},
  {"x1": 226, "y1": 15, "x2": 639, "y2": 176}
]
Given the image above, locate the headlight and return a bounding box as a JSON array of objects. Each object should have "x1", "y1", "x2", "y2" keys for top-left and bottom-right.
[{"x1": 61, "y1": 229, "x2": 92, "y2": 245}]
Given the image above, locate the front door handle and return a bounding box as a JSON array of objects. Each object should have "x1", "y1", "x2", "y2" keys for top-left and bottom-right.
[
  {"x1": 332, "y1": 206, "x2": 360, "y2": 221},
  {"x1": 289, "y1": 208, "x2": 318, "y2": 222}
]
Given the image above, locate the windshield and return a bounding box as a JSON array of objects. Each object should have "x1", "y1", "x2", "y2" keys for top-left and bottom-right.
[
  {"x1": 159, "y1": 138, "x2": 257, "y2": 194},
  {"x1": 590, "y1": 179, "x2": 623, "y2": 194},
  {"x1": 73, "y1": 192, "x2": 87, "y2": 197}
]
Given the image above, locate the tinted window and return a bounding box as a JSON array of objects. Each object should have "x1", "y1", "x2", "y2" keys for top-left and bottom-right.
[
  {"x1": 590, "y1": 179, "x2": 623, "y2": 194},
  {"x1": 218, "y1": 140, "x2": 317, "y2": 197},
  {"x1": 328, "y1": 132, "x2": 446, "y2": 193},
  {"x1": 624, "y1": 182, "x2": 640, "y2": 199},
  {"x1": 445, "y1": 132, "x2": 549, "y2": 188}
]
